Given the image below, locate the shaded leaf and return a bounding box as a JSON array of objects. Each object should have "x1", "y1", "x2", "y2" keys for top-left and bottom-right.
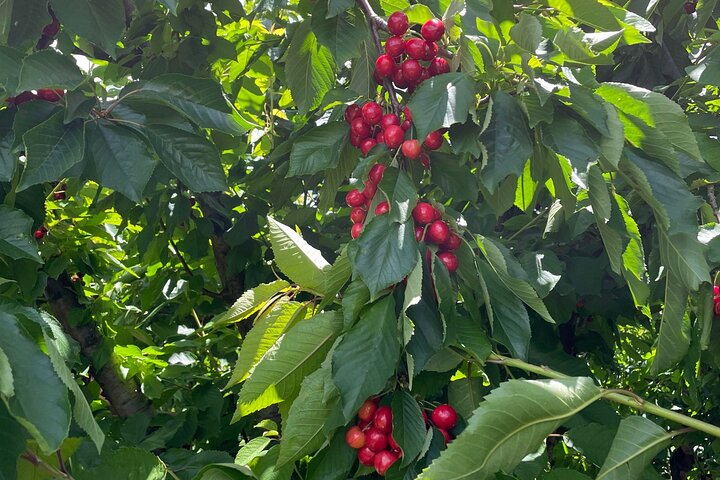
[
  {"x1": 0, "y1": 205, "x2": 42, "y2": 263},
  {"x1": 407, "y1": 73, "x2": 475, "y2": 140},
  {"x1": 392, "y1": 390, "x2": 428, "y2": 466},
  {"x1": 288, "y1": 122, "x2": 348, "y2": 177},
  {"x1": 52, "y1": 0, "x2": 126, "y2": 56}
]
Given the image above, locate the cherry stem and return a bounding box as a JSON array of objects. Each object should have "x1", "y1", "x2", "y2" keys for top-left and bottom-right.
[{"x1": 355, "y1": 0, "x2": 402, "y2": 116}]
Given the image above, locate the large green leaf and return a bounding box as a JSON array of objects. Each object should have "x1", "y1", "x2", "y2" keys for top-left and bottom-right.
[
  {"x1": 288, "y1": 122, "x2": 348, "y2": 177},
  {"x1": 285, "y1": 22, "x2": 336, "y2": 114},
  {"x1": 430, "y1": 153, "x2": 479, "y2": 202},
  {"x1": 650, "y1": 271, "x2": 689, "y2": 375},
  {"x1": 542, "y1": 116, "x2": 599, "y2": 173},
  {"x1": 596, "y1": 417, "x2": 673, "y2": 480},
  {"x1": 479, "y1": 92, "x2": 533, "y2": 193},
  {"x1": 509, "y1": 13, "x2": 542, "y2": 52},
  {"x1": 542, "y1": 0, "x2": 621, "y2": 30},
  {"x1": 214, "y1": 280, "x2": 290, "y2": 328},
  {"x1": 1, "y1": 0, "x2": 51, "y2": 49},
  {"x1": 277, "y1": 366, "x2": 337, "y2": 467},
  {"x1": 87, "y1": 121, "x2": 156, "y2": 202},
  {"x1": 407, "y1": 73, "x2": 475, "y2": 140},
  {"x1": 145, "y1": 124, "x2": 228, "y2": 193},
  {"x1": 233, "y1": 311, "x2": 342, "y2": 420},
  {"x1": 0, "y1": 402, "x2": 26, "y2": 480},
  {"x1": 306, "y1": 438, "x2": 356, "y2": 480},
  {"x1": 476, "y1": 236, "x2": 554, "y2": 323},
  {"x1": 0, "y1": 46, "x2": 24, "y2": 94},
  {"x1": 75, "y1": 447, "x2": 166, "y2": 480},
  {"x1": 391, "y1": 390, "x2": 427, "y2": 466},
  {"x1": 0, "y1": 205, "x2": 42, "y2": 263},
  {"x1": 0, "y1": 313, "x2": 70, "y2": 454},
  {"x1": 378, "y1": 167, "x2": 418, "y2": 224},
  {"x1": 52, "y1": 0, "x2": 125, "y2": 56},
  {"x1": 226, "y1": 299, "x2": 303, "y2": 389},
  {"x1": 130, "y1": 74, "x2": 245, "y2": 134},
  {"x1": 267, "y1": 216, "x2": 330, "y2": 293},
  {"x1": 16, "y1": 50, "x2": 85, "y2": 94},
  {"x1": 311, "y1": 4, "x2": 367, "y2": 64},
  {"x1": 419, "y1": 377, "x2": 603, "y2": 479},
  {"x1": 19, "y1": 112, "x2": 85, "y2": 191},
  {"x1": 332, "y1": 296, "x2": 401, "y2": 420},
  {"x1": 348, "y1": 215, "x2": 419, "y2": 299}
]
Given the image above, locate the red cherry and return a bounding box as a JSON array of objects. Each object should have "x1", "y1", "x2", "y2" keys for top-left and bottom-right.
[
  {"x1": 365, "y1": 427, "x2": 389, "y2": 452},
  {"x1": 373, "y1": 406, "x2": 393, "y2": 433},
  {"x1": 351, "y1": 117, "x2": 371, "y2": 138},
  {"x1": 401, "y1": 120, "x2": 411, "y2": 131},
  {"x1": 683, "y1": 1, "x2": 696, "y2": 14},
  {"x1": 412, "y1": 202, "x2": 436, "y2": 225},
  {"x1": 375, "y1": 54, "x2": 395, "y2": 78},
  {"x1": 380, "y1": 113, "x2": 400, "y2": 130},
  {"x1": 438, "y1": 428, "x2": 452, "y2": 445},
  {"x1": 431, "y1": 404, "x2": 458, "y2": 430},
  {"x1": 387, "y1": 11, "x2": 409, "y2": 35},
  {"x1": 34, "y1": 229, "x2": 45, "y2": 239},
  {"x1": 403, "y1": 107, "x2": 412, "y2": 122},
  {"x1": 42, "y1": 20, "x2": 60, "y2": 38},
  {"x1": 375, "y1": 201, "x2": 390, "y2": 216},
  {"x1": 350, "y1": 133, "x2": 363, "y2": 147},
  {"x1": 405, "y1": 38, "x2": 428, "y2": 60},
  {"x1": 374, "y1": 450, "x2": 399, "y2": 476},
  {"x1": 385, "y1": 36, "x2": 406, "y2": 58},
  {"x1": 714, "y1": 285, "x2": 719, "y2": 296},
  {"x1": 346, "y1": 426, "x2": 366, "y2": 449},
  {"x1": 345, "y1": 104, "x2": 362, "y2": 123},
  {"x1": 421, "y1": 18, "x2": 445, "y2": 42},
  {"x1": 401, "y1": 139, "x2": 421, "y2": 159},
  {"x1": 433, "y1": 207, "x2": 443, "y2": 220},
  {"x1": 419, "y1": 153, "x2": 430, "y2": 169},
  {"x1": 715, "y1": 302, "x2": 720, "y2": 316},
  {"x1": 8, "y1": 91, "x2": 37, "y2": 106},
  {"x1": 350, "y1": 207, "x2": 367, "y2": 224},
  {"x1": 362, "y1": 102, "x2": 384, "y2": 125},
  {"x1": 424, "y1": 41, "x2": 439, "y2": 60},
  {"x1": 422, "y1": 409, "x2": 429, "y2": 425},
  {"x1": 360, "y1": 138, "x2": 377, "y2": 156},
  {"x1": 375, "y1": 131, "x2": 385, "y2": 144},
  {"x1": 351, "y1": 223, "x2": 363, "y2": 239},
  {"x1": 419, "y1": 67, "x2": 430, "y2": 83},
  {"x1": 388, "y1": 434, "x2": 401, "y2": 453},
  {"x1": 414, "y1": 225, "x2": 425, "y2": 242},
  {"x1": 437, "y1": 251, "x2": 459, "y2": 273},
  {"x1": 358, "y1": 398, "x2": 379, "y2": 422},
  {"x1": 53, "y1": 191, "x2": 65, "y2": 200},
  {"x1": 426, "y1": 220, "x2": 450, "y2": 244},
  {"x1": 423, "y1": 130, "x2": 443, "y2": 150},
  {"x1": 383, "y1": 125, "x2": 405, "y2": 149},
  {"x1": 363, "y1": 180, "x2": 378, "y2": 200},
  {"x1": 373, "y1": 69, "x2": 384, "y2": 85},
  {"x1": 346, "y1": 189, "x2": 366, "y2": 208},
  {"x1": 441, "y1": 232, "x2": 462, "y2": 251},
  {"x1": 358, "y1": 446, "x2": 376, "y2": 466},
  {"x1": 391, "y1": 67, "x2": 407, "y2": 88},
  {"x1": 401, "y1": 59, "x2": 423, "y2": 84},
  {"x1": 36, "y1": 89, "x2": 64, "y2": 102},
  {"x1": 428, "y1": 57, "x2": 450, "y2": 76},
  {"x1": 369, "y1": 163, "x2": 386, "y2": 184}
]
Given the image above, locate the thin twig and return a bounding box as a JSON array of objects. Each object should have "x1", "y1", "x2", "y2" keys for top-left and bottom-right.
[
  {"x1": 56, "y1": 450, "x2": 69, "y2": 475},
  {"x1": 159, "y1": 218, "x2": 194, "y2": 277},
  {"x1": 707, "y1": 185, "x2": 720, "y2": 223},
  {"x1": 21, "y1": 450, "x2": 75, "y2": 479}
]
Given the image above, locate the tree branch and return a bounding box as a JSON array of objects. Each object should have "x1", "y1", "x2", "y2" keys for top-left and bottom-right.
[
  {"x1": 707, "y1": 185, "x2": 720, "y2": 223},
  {"x1": 45, "y1": 275, "x2": 152, "y2": 418}
]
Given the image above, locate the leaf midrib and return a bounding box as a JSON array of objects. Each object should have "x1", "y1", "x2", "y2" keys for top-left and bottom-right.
[{"x1": 596, "y1": 432, "x2": 672, "y2": 479}]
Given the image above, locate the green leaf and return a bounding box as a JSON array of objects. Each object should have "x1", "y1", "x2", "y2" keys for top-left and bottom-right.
[
  {"x1": 75, "y1": 447, "x2": 166, "y2": 480},
  {"x1": 587, "y1": 165, "x2": 611, "y2": 222},
  {"x1": 320, "y1": 248, "x2": 352, "y2": 309},
  {"x1": 17, "y1": 50, "x2": 85, "y2": 95},
  {"x1": 0, "y1": 313, "x2": 70, "y2": 454},
  {"x1": 509, "y1": 13, "x2": 542, "y2": 52},
  {"x1": 3, "y1": 0, "x2": 52, "y2": 49},
  {"x1": 391, "y1": 390, "x2": 427, "y2": 466},
  {"x1": 650, "y1": 271, "x2": 689, "y2": 375},
  {"x1": 418, "y1": 377, "x2": 603, "y2": 479},
  {"x1": 407, "y1": 73, "x2": 475, "y2": 140},
  {"x1": 479, "y1": 92, "x2": 533, "y2": 193},
  {"x1": 542, "y1": 0, "x2": 621, "y2": 30},
  {"x1": 327, "y1": 0, "x2": 355, "y2": 16},
  {"x1": 52, "y1": 0, "x2": 126, "y2": 56},
  {"x1": 277, "y1": 366, "x2": 337, "y2": 467},
  {"x1": 132, "y1": 74, "x2": 245, "y2": 134},
  {"x1": 0, "y1": 205, "x2": 42, "y2": 263},
  {"x1": 235, "y1": 437, "x2": 272, "y2": 465},
  {"x1": 86, "y1": 121, "x2": 156, "y2": 202},
  {"x1": 226, "y1": 299, "x2": 302, "y2": 389},
  {"x1": 214, "y1": 280, "x2": 290, "y2": 328},
  {"x1": 342, "y1": 279, "x2": 370, "y2": 328},
  {"x1": 19, "y1": 111, "x2": 85, "y2": 191},
  {"x1": 145, "y1": 124, "x2": 228, "y2": 193},
  {"x1": 288, "y1": 122, "x2": 348, "y2": 177},
  {"x1": 312, "y1": 5, "x2": 367, "y2": 64},
  {"x1": 430, "y1": 153, "x2": 479, "y2": 202},
  {"x1": 286, "y1": 22, "x2": 336, "y2": 114},
  {"x1": 596, "y1": 417, "x2": 673, "y2": 480},
  {"x1": 476, "y1": 236, "x2": 554, "y2": 323},
  {"x1": 306, "y1": 437, "x2": 356, "y2": 480},
  {"x1": 0, "y1": 46, "x2": 24, "y2": 94},
  {"x1": 0, "y1": 403, "x2": 26, "y2": 480},
  {"x1": 233, "y1": 311, "x2": 342, "y2": 420},
  {"x1": 448, "y1": 377, "x2": 485, "y2": 421},
  {"x1": 405, "y1": 3, "x2": 434, "y2": 24},
  {"x1": 378, "y1": 167, "x2": 418, "y2": 224},
  {"x1": 349, "y1": 40, "x2": 374, "y2": 98},
  {"x1": 348, "y1": 215, "x2": 419, "y2": 299},
  {"x1": 543, "y1": 470, "x2": 592, "y2": 479},
  {"x1": 332, "y1": 295, "x2": 401, "y2": 420},
  {"x1": 687, "y1": 53, "x2": 720, "y2": 88},
  {"x1": 447, "y1": 315, "x2": 492, "y2": 364},
  {"x1": 542, "y1": 116, "x2": 599, "y2": 173},
  {"x1": 267, "y1": 216, "x2": 331, "y2": 293}
]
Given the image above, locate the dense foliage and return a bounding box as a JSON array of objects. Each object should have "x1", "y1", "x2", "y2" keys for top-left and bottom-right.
[{"x1": 1, "y1": 0, "x2": 720, "y2": 478}]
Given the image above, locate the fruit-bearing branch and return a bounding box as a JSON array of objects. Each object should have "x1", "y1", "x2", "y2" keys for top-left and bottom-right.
[{"x1": 487, "y1": 353, "x2": 720, "y2": 439}]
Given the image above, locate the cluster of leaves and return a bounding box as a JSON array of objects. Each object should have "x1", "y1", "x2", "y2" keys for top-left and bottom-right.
[{"x1": 1, "y1": 0, "x2": 720, "y2": 479}]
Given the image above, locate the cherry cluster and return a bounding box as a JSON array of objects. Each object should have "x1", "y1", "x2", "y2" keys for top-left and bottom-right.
[
  {"x1": 412, "y1": 202, "x2": 461, "y2": 273},
  {"x1": 375, "y1": 13, "x2": 450, "y2": 90},
  {"x1": 345, "y1": 103, "x2": 443, "y2": 164},
  {"x1": 714, "y1": 285, "x2": 720, "y2": 315},
  {"x1": 345, "y1": 399, "x2": 401, "y2": 476},
  {"x1": 5, "y1": 89, "x2": 65, "y2": 107},
  {"x1": 345, "y1": 163, "x2": 387, "y2": 239}
]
